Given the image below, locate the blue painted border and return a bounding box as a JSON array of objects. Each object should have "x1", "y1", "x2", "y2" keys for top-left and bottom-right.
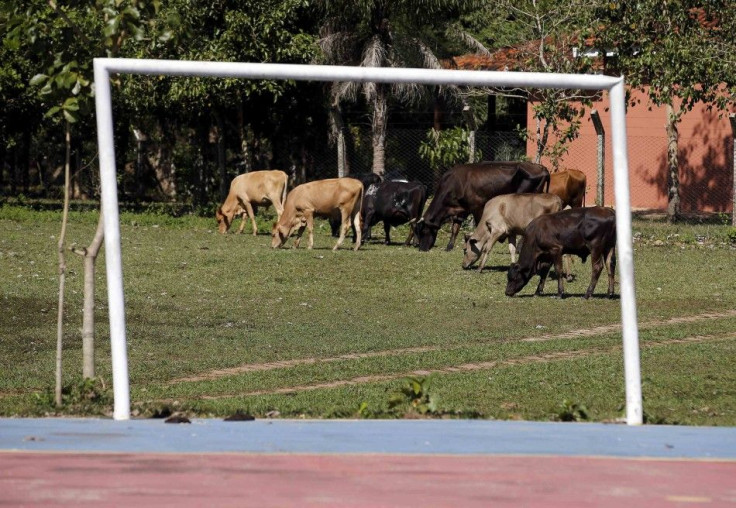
[{"x1": 2, "y1": 419, "x2": 735, "y2": 459}]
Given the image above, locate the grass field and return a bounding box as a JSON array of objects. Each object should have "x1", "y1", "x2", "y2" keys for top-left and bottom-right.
[{"x1": 1, "y1": 204, "x2": 735, "y2": 425}]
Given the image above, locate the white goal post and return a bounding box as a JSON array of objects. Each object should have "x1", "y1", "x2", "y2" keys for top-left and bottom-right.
[{"x1": 93, "y1": 58, "x2": 643, "y2": 425}]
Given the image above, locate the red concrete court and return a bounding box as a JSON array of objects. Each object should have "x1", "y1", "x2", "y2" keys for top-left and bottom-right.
[
  {"x1": 2, "y1": 418, "x2": 735, "y2": 506},
  {"x1": 3, "y1": 452, "x2": 735, "y2": 506}
]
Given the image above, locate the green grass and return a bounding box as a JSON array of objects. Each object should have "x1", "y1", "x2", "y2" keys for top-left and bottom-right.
[{"x1": 1, "y1": 204, "x2": 735, "y2": 424}]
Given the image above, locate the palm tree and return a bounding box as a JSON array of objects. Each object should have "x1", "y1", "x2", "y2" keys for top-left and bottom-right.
[{"x1": 316, "y1": 0, "x2": 483, "y2": 176}]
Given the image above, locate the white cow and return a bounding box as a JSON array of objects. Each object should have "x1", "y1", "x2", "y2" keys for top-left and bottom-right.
[{"x1": 462, "y1": 193, "x2": 563, "y2": 272}]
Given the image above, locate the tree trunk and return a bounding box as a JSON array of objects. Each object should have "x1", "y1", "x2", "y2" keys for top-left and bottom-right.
[
  {"x1": 0, "y1": 142, "x2": 5, "y2": 189},
  {"x1": 237, "y1": 104, "x2": 253, "y2": 173},
  {"x1": 21, "y1": 128, "x2": 31, "y2": 193},
  {"x1": 214, "y1": 110, "x2": 228, "y2": 201},
  {"x1": 534, "y1": 117, "x2": 548, "y2": 164},
  {"x1": 148, "y1": 118, "x2": 177, "y2": 199},
  {"x1": 329, "y1": 106, "x2": 349, "y2": 177},
  {"x1": 72, "y1": 212, "x2": 104, "y2": 379},
  {"x1": 433, "y1": 94, "x2": 444, "y2": 131},
  {"x1": 55, "y1": 121, "x2": 72, "y2": 407},
  {"x1": 371, "y1": 85, "x2": 387, "y2": 177},
  {"x1": 665, "y1": 104, "x2": 681, "y2": 222}
]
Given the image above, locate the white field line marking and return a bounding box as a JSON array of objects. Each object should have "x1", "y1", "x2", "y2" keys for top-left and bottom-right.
[
  {"x1": 169, "y1": 310, "x2": 736, "y2": 385},
  {"x1": 189, "y1": 332, "x2": 736, "y2": 399}
]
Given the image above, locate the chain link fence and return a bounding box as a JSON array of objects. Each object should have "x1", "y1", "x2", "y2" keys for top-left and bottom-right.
[
  {"x1": 3, "y1": 119, "x2": 733, "y2": 217},
  {"x1": 312, "y1": 127, "x2": 527, "y2": 192},
  {"x1": 311, "y1": 125, "x2": 734, "y2": 216}
]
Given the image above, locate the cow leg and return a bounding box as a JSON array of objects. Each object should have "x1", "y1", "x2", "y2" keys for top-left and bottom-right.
[
  {"x1": 404, "y1": 219, "x2": 416, "y2": 246},
  {"x1": 478, "y1": 230, "x2": 502, "y2": 272},
  {"x1": 554, "y1": 255, "x2": 567, "y2": 298},
  {"x1": 563, "y1": 255, "x2": 574, "y2": 282},
  {"x1": 241, "y1": 201, "x2": 258, "y2": 236},
  {"x1": 236, "y1": 209, "x2": 248, "y2": 234},
  {"x1": 446, "y1": 219, "x2": 462, "y2": 251},
  {"x1": 584, "y1": 251, "x2": 605, "y2": 299},
  {"x1": 384, "y1": 222, "x2": 391, "y2": 245},
  {"x1": 293, "y1": 220, "x2": 307, "y2": 249},
  {"x1": 274, "y1": 200, "x2": 284, "y2": 223},
  {"x1": 305, "y1": 213, "x2": 316, "y2": 249},
  {"x1": 508, "y1": 235, "x2": 518, "y2": 264},
  {"x1": 333, "y1": 210, "x2": 349, "y2": 250},
  {"x1": 352, "y1": 210, "x2": 362, "y2": 251},
  {"x1": 535, "y1": 263, "x2": 552, "y2": 296},
  {"x1": 605, "y1": 247, "x2": 617, "y2": 297}
]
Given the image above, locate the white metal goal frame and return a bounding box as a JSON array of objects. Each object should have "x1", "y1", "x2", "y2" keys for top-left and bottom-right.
[{"x1": 93, "y1": 58, "x2": 643, "y2": 425}]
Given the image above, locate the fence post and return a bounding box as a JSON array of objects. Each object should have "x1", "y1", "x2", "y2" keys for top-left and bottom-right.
[
  {"x1": 591, "y1": 109, "x2": 605, "y2": 206},
  {"x1": 730, "y1": 114, "x2": 736, "y2": 226},
  {"x1": 463, "y1": 105, "x2": 477, "y2": 163}
]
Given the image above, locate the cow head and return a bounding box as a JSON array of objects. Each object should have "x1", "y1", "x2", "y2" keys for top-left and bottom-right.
[
  {"x1": 271, "y1": 222, "x2": 291, "y2": 248},
  {"x1": 461, "y1": 233, "x2": 481, "y2": 269},
  {"x1": 271, "y1": 216, "x2": 305, "y2": 248},
  {"x1": 415, "y1": 219, "x2": 438, "y2": 251},
  {"x1": 215, "y1": 206, "x2": 232, "y2": 234},
  {"x1": 505, "y1": 263, "x2": 533, "y2": 296}
]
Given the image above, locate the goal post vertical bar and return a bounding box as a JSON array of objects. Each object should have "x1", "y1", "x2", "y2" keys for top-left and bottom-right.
[
  {"x1": 94, "y1": 60, "x2": 131, "y2": 420},
  {"x1": 609, "y1": 77, "x2": 643, "y2": 425}
]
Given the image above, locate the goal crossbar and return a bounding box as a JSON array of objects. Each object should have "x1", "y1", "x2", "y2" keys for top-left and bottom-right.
[{"x1": 93, "y1": 58, "x2": 642, "y2": 425}]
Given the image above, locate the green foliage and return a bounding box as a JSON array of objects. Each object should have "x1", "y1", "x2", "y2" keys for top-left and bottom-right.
[
  {"x1": 418, "y1": 127, "x2": 479, "y2": 171},
  {"x1": 595, "y1": 0, "x2": 736, "y2": 115},
  {"x1": 3, "y1": 0, "x2": 172, "y2": 125},
  {"x1": 388, "y1": 376, "x2": 438, "y2": 415},
  {"x1": 727, "y1": 228, "x2": 736, "y2": 245},
  {"x1": 33, "y1": 378, "x2": 112, "y2": 416},
  {"x1": 555, "y1": 399, "x2": 589, "y2": 422}
]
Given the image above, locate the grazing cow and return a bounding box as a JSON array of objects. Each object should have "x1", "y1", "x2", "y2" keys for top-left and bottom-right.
[
  {"x1": 549, "y1": 168, "x2": 587, "y2": 209},
  {"x1": 271, "y1": 178, "x2": 364, "y2": 251},
  {"x1": 330, "y1": 173, "x2": 382, "y2": 238},
  {"x1": 505, "y1": 206, "x2": 617, "y2": 299},
  {"x1": 415, "y1": 161, "x2": 550, "y2": 251},
  {"x1": 462, "y1": 193, "x2": 563, "y2": 272},
  {"x1": 362, "y1": 180, "x2": 428, "y2": 245},
  {"x1": 216, "y1": 170, "x2": 288, "y2": 235},
  {"x1": 549, "y1": 168, "x2": 588, "y2": 280}
]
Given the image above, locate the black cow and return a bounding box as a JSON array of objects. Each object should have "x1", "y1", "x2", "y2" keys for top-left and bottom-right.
[
  {"x1": 362, "y1": 180, "x2": 427, "y2": 245},
  {"x1": 415, "y1": 161, "x2": 550, "y2": 251},
  {"x1": 329, "y1": 173, "x2": 382, "y2": 238},
  {"x1": 505, "y1": 206, "x2": 617, "y2": 299}
]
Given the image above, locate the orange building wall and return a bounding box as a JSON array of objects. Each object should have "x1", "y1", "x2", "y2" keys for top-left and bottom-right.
[{"x1": 528, "y1": 88, "x2": 735, "y2": 212}]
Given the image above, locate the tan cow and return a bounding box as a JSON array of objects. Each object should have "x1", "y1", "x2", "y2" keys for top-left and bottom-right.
[
  {"x1": 271, "y1": 178, "x2": 364, "y2": 251},
  {"x1": 462, "y1": 193, "x2": 563, "y2": 272},
  {"x1": 549, "y1": 168, "x2": 587, "y2": 209},
  {"x1": 216, "y1": 170, "x2": 289, "y2": 235}
]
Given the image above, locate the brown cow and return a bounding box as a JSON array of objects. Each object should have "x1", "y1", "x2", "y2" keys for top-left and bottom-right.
[
  {"x1": 462, "y1": 193, "x2": 563, "y2": 272},
  {"x1": 416, "y1": 161, "x2": 550, "y2": 252},
  {"x1": 216, "y1": 170, "x2": 289, "y2": 235},
  {"x1": 549, "y1": 168, "x2": 587, "y2": 209},
  {"x1": 505, "y1": 206, "x2": 617, "y2": 299},
  {"x1": 271, "y1": 178, "x2": 364, "y2": 251}
]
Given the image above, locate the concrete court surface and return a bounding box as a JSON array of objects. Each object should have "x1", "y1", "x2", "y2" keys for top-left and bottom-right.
[{"x1": 1, "y1": 418, "x2": 735, "y2": 507}]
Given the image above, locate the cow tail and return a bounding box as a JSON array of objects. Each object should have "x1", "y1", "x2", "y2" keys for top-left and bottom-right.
[
  {"x1": 281, "y1": 173, "x2": 288, "y2": 205},
  {"x1": 357, "y1": 183, "x2": 364, "y2": 224}
]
